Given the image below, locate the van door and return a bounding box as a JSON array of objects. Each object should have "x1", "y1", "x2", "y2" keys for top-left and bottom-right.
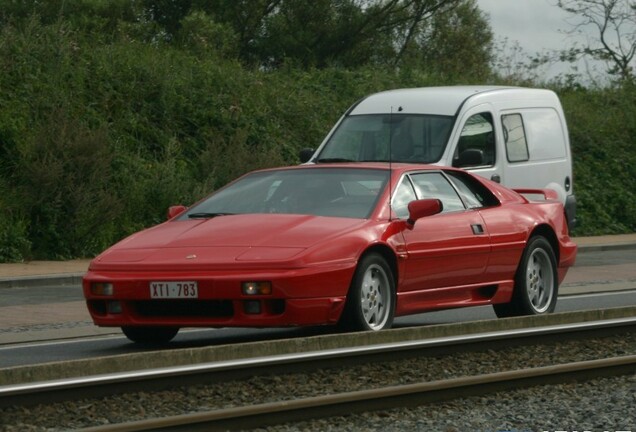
[{"x1": 448, "y1": 105, "x2": 503, "y2": 185}]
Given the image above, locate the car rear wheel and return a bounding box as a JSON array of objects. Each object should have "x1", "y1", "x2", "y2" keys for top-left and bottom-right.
[
  {"x1": 494, "y1": 236, "x2": 558, "y2": 318},
  {"x1": 341, "y1": 253, "x2": 395, "y2": 331},
  {"x1": 121, "y1": 326, "x2": 179, "y2": 344}
]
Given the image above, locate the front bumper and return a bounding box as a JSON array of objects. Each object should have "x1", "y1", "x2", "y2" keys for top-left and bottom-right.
[{"x1": 83, "y1": 264, "x2": 353, "y2": 328}]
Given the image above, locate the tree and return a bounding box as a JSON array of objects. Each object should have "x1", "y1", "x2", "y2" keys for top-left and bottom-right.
[
  {"x1": 557, "y1": 0, "x2": 636, "y2": 82},
  {"x1": 140, "y1": 0, "x2": 193, "y2": 38},
  {"x1": 193, "y1": 0, "x2": 490, "y2": 71},
  {"x1": 408, "y1": 0, "x2": 493, "y2": 80},
  {"x1": 193, "y1": 0, "x2": 282, "y2": 64}
]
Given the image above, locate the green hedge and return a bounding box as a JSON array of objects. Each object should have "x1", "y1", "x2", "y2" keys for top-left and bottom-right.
[
  {"x1": 0, "y1": 18, "x2": 634, "y2": 262},
  {"x1": 559, "y1": 85, "x2": 636, "y2": 235}
]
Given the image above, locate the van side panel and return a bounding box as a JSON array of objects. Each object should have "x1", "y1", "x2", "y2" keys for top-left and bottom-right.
[
  {"x1": 521, "y1": 108, "x2": 567, "y2": 160},
  {"x1": 499, "y1": 107, "x2": 571, "y2": 204}
]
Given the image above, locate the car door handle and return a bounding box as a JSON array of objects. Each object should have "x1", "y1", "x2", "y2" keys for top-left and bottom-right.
[
  {"x1": 491, "y1": 174, "x2": 501, "y2": 183},
  {"x1": 471, "y1": 224, "x2": 485, "y2": 235}
]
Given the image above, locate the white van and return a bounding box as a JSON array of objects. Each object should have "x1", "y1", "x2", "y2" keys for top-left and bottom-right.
[{"x1": 301, "y1": 86, "x2": 576, "y2": 227}]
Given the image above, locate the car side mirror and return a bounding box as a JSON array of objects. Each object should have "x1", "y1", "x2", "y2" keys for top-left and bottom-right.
[
  {"x1": 407, "y1": 199, "x2": 443, "y2": 226},
  {"x1": 167, "y1": 205, "x2": 187, "y2": 220},
  {"x1": 299, "y1": 148, "x2": 315, "y2": 163},
  {"x1": 455, "y1": 148, "x2": 484, "y2": 168}
]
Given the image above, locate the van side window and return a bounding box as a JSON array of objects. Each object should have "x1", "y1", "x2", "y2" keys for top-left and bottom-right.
[
  {"x1": 502, "y1": 113, "x2": 529, "y2": 162},
  {"x1": 453, "y1": 112, "x2": 495, "y2": 168}
]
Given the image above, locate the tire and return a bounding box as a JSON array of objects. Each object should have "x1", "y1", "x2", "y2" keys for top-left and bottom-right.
[
  {"x1": 341, "y1": 253, "x2": 395, "y2": 331},
  {"x1": 494, "y1": 236, "x2": 558, "y2": 318},
  {"x1": 121, "y1": 326, "x2": 179, "y2": 344}
]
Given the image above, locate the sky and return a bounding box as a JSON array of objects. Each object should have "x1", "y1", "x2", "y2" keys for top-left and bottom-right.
[{"x1": 475, "y1": 0, "x2": 604, "y2": 81}]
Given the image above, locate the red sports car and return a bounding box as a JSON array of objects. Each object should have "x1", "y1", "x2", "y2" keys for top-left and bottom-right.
[{"x1": 83, "y1": 163, "x2": 577, "y2": 343}]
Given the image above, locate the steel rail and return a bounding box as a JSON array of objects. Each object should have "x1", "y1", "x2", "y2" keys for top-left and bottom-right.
[
  {"x1": 77, "y1": 355, "x2": 636, "y2": 432},
  {"x1": 2, "y1": 315, "x2": 636, "y2": 408}
]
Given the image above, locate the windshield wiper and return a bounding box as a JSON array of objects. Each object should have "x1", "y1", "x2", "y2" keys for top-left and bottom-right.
[
  {"x1": 316, "y1": 157, "x2": 355, "y2": 163},
  {"x1": 188, "y1": 212, "x2": 234, "y2": 219}
]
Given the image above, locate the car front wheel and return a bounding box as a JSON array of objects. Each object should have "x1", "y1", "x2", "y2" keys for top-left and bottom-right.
[
  {"x1": 121, "y1": 326, "x2": 179, "y2": 344},
  {"x1": 341, "y1": 253, "x2": 395, "y2": 331},
  {"x1": 494, "y1": 236, "x2": 558, "y2": 318}
]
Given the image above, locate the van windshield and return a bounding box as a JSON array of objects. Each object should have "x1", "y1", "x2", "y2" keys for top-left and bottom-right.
[{"x1": 316, "y1": 114, "x2": 454, "y2": 164}]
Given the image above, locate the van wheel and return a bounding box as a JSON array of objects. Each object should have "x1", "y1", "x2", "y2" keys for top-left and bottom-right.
[
  {"x1": 340, "y1": 253, "x2": 395, "y2": 331},
  {"x1": 121, "y1": 326, "x2": 179, "y2": 344},
  {"x1": 494, "y1": 236, "x2": 558, "y2": 318}
]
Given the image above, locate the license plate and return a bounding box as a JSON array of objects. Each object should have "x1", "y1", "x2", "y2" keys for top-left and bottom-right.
[{"x1": 150, "y1": 281, "x2": 198, "y2": 299}]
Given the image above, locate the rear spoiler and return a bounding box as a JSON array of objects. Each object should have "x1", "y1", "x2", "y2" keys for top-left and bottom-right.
[{"x1": 513, "y1": 188, "x2": 559, "y2": 201}]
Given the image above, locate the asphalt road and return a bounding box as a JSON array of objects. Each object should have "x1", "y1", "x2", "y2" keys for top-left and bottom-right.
[{"x1": 0, "y1": 248, "x2": 635, "y2": 368}]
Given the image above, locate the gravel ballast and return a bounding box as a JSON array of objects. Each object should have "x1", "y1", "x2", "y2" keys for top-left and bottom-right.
[
  {"x1": 1, "y1": 332, "x2": 635, "y2": 431},
  {"x1": 260, "y1": 373, "x2": 636, "y2": 432}
]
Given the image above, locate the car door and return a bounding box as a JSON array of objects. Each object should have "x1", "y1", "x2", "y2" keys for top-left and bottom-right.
[
  {"x1": 395, "y1": 172, "x2": 491, "y2": 292},
  {"x1": 443, "y1": 169, "x2": 526, "y2": 283}
]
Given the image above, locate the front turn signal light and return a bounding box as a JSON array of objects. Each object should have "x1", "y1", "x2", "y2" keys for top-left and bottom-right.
[
  {"x1": 242, "y1": 281, "x2": 272, "y2": 295},
  {"x1": 91, "y1": 282, "x2": 114, "y2": 296}
]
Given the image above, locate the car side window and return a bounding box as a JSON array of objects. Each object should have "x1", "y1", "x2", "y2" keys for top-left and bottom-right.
[
  {"x1": 444, "y1": 170, "x2": 500, "y2": 209},
  {"x1": 410, "y1": 172, "x2": 465, "y2": 213},
  {"x1": 392, "y1": 176, "x2": 417, "y2": 219},
  {"x1": 453, "y1": 112, "x2": 495, "y2": 168}
]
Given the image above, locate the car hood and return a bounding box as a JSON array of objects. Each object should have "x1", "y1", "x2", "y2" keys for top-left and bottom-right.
[{"x1": 91, "y1": 214, "x2": 367, "y2": 269}]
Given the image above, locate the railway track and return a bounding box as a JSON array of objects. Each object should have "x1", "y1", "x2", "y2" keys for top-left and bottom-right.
[
  {"x1": 2, "y1": 309, "x2": 636, "y2": 431},
  {"x1": 75, "y1": 355, "x2": 636, "y2": 432}
]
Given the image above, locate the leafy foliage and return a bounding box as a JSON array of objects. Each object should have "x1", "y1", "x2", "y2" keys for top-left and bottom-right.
[
  {"x1": 0, "y1": 0, "x2": 633, "y2": 262},
  {"x1": 558, "y1": 84, "x2": 636, "y2": 235}
]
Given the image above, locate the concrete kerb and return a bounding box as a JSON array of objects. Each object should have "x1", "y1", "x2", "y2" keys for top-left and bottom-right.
[
  {"x1": 575, "y1": 242, "x2": 636, "y2": 253},
  {"x1": 0, "y1": 273, "x2": 85, "y2": 290},
  {"x1": 575, "y1": 232, "x2": 636, "y2": 252}
]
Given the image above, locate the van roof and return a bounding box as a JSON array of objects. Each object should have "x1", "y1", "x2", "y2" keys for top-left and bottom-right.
[{"x1": 349, "y1": 86, "x2": 556, "y2": 116}]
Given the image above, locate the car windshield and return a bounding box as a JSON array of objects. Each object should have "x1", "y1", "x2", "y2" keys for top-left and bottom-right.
[
  {"x1": 180, "y1": 168, "x2": 390, "y2": 220},
  {"x1": 316, "y1": 114, "x2": 454, "y2": 163}
]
